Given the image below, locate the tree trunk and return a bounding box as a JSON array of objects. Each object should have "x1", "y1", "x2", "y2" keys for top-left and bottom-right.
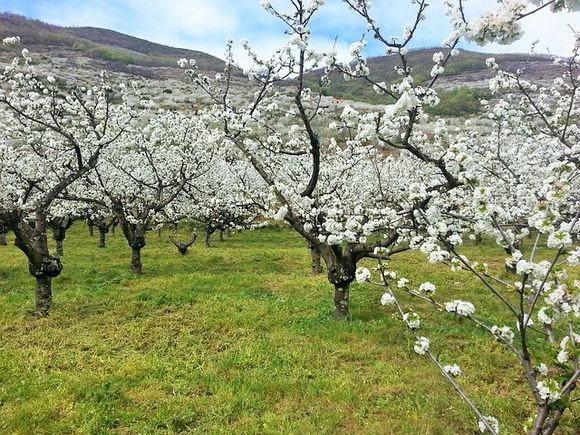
[
  {"x1": 333, "y1": 284, "x2": 350, "y2": 320},
  {"x1": 158, "y1": 227, "x2": 162, "y2": 237},
  {"x1": 55, "y1": 240, "x2": 64, "y2": 257},
  {"x1": 98, "y1": 229, "x2": 106, "y2": 248},
  {"x1": 219, "y1": 230, "x2": 225, "y2": 242},
  {"x1": 205, "y1": 230, "x2": 212, "y2": 247},
  {"x1": 10, "y1": 212, "x2": 63, "y2": 316},
  {"x1": 119, "y1": 218, "x2": 147, "y2": 274},
  {"x1": 530, "y1": 406, "x2": 549, "y2": 435},
  {"x1": 310, "y1": 243, "x2": 322, "y2": 275},
  {"x1": 88, "y1": 222, "x2": 94, "y2": 237},
  {"x1": 541, "y1": 409, "x2": 564, "y2": 435},
  {"x1": 172, "y1": 222, "x2": 178, "y2": 232},
  {"x1": 131, "y1": 248, "x2": 142, "y2": 274},
  {"x1": 0, "y1": 231, "x2": 7, "y2": 246},
  {"x1": 475, "y1": 233, "x2": 482, "y2": 246},
  {"x1": 321, "y1": 245, "x2": 356, "y2": 319},
  {"x1": 35, "y1": 275, "x2": 52, "y2": 316}
]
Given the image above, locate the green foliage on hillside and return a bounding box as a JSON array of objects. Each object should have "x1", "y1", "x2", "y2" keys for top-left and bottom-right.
[
  {"x1": 426, "y1": 87, "x2": 493, "y2": 117},
  {"x1": 306, "y1": 48, "x2": 555, "y2": 108}
]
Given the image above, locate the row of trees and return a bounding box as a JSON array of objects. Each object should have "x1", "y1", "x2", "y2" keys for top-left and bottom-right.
[
  {"x1": 1, "y1": 0, "x2": 578, "y2": 433},
  {"x1": 181, "y1": 1, "x2": 579, "y2": 432},
  {"x1": 0, "y1": 64, "x2": 261, "y2": 310}
]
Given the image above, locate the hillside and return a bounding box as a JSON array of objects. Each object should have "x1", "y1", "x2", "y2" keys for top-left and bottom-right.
[
  {"x1": 307, "y1": 48, "x2": 563, "y2": 108},
  {"x1": 0, "y1": 13, "x2": 225, "y2": 74},
  {"x1": 0, "y1": 13, "x2": 566, "y2": 116}
]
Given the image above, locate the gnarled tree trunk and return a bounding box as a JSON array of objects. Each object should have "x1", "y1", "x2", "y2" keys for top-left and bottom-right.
[
  {"x1": 9, "y1": 212, "x2": 63, "y2": 316},
  {"x1": 35, "y1": 275, "x2": 53, "y2": 315},
  {"x1": 120, "y1": 219, "x2": 146, "y2": 274},
  {"x1": 28, "y1": 255, "x2": 62, "y2": 316},
  {"x1": 205, "y1": 226, "x2": 214, "y2": 247},
  {"x1": 93, "y1": 217, "x2": 115, "y2": 248},
  {"x1": 55, "y1": 240, "x2": 64, "y2": 257},
  {"x1": 48, "y1": 217, "x2": 75, "y2": 258},
  {"x1": 309, "y1": 241, "x2": 322, "y2": 275},
  {"x1": 131, "y1": 247, "x2": 142, "y2": 274},
  {"x1": 98, "y1": 228, "x2": 107, "y2": 248},
  {"x1": 320, "y1": 245, "x2": 356, "y2": 320}
]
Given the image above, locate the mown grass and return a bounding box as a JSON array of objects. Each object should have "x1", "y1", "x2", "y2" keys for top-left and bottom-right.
[{"x1": 0, "y1": 225, "x2": 577, "y2": 434}]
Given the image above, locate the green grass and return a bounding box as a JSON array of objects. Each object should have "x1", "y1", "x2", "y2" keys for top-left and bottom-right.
[{"x1": 0, "y1": 225, "x2": 577, "y2": 434}]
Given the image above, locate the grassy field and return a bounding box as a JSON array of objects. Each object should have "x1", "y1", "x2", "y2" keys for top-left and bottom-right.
[{"x1": 0, "y1": 225, "x2": 577, "y2": 434}]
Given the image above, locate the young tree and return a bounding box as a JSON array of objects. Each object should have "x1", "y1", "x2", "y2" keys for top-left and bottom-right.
[
  {"x1": 0, "y1": 42, "x2": 135, "y2": 315},
  {"x1": 168, "y1": 233, "x2": 197, "y2": 255}
]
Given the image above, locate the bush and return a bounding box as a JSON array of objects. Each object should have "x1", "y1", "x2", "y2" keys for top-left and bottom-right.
[{"x1": 425, "y1": 86, "x2": 492, "y2": 117}]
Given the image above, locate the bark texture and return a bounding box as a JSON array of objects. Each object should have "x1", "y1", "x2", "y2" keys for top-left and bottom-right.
[
  {"x1": 98, "y1": 229, "x2": 106, "y2": 248},
  {"x1": 35, "y1": 275, "x2": 53, "y2": 316},
  {"x1": 309, "y1": 242, "x2": 322, "y2": 275},
  {"x1": 205, "y1": 228, "x2": 214, "y2": 247},
  {"x1": 48, "y1": 216, "x2": 75, "y2": 258},
  {"x1": 120, "y1": 219, "x2": 146, "y2": 274},
  {"x1": 55, "y1": 240, "x2": 64, "y2": 257},
  {"x1": 8, "y1": 212, "x2": 64, "y2": 315},
  {"x1": 320, "y1": 245, "x2": 356, "y2": 319},
  {"x1": 131, "y1": 247, "x2": 142, "y2": 274}
]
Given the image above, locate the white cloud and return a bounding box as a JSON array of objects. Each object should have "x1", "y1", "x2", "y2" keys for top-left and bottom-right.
[
  {"x1": 33, "y1": 0, "x2": 121, "y2": 29},
  {"x1": 120, "y1": 0, "x2": 239, "y2": 39},
  {"x1": 5, "y1": 0, "x2": 580, "y2": 62}
]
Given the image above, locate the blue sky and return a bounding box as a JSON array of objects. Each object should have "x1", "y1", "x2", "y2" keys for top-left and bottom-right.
[{"x1": 1, "y1": 0, "x2": 579, "y2": 66}]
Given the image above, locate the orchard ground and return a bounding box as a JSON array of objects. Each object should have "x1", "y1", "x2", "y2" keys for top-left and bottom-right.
[{"x1": 0, "y1": 224, "x2": 577, "y2": 434}]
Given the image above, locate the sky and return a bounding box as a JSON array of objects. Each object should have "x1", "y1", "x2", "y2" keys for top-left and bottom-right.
[{"x1": 1, "y1": 0, "x2": 579, "y2": 66}]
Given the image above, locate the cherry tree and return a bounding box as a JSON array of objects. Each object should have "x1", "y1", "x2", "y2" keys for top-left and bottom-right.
[
  {"x1": 82, "y1": 109, "x2": 219, "y2": 274},
  {"x1": 361, "y1": 52, "x2": 579, "y2": 434},
  {"x1": 182, "y1": 0, "x2": 578, "y2": 428},
  {"x1": 46, "y1": 200, "x2": 80, "y2": 257},
  {"x1": 0, "y1": 41, "x2": 136, "y2": 315},
  {"x1": 345, "y1": 1, "x2": 580, "y2": 432},
  {"x1": 183, "y1": 159, "x2": 264, "y2": 247},
  {"x1": 85, "y1": 205, "x2": 118, "y2": 248},
  {"x1": 179, "y1": 1, "x2": 448, "y2": 319}
]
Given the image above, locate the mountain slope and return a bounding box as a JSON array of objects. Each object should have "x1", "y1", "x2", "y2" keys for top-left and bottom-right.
[
  {"x1": 0, "y1": 12, "x2": 225, "y2": 72},
  {"x1": 307, "y1": 48, "x2": 563, "y2": 105},
  {"x1": 0, "y1": 13, "x2": 565, "y2": 115}
]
